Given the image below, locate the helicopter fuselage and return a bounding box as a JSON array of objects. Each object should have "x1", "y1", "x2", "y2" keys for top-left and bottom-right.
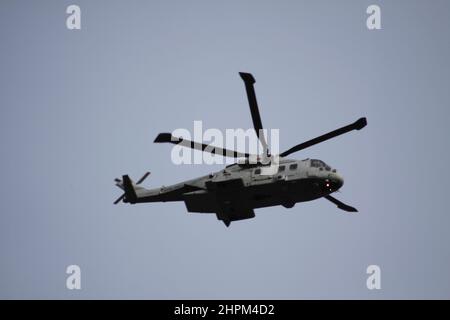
[{"x1": 122, "y1": 158, "x2": 343, "y2": 225}]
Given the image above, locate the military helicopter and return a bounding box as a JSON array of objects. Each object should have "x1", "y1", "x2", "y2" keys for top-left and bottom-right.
[{"x1": 114, "y1": 72, "x2": 367, "y2": 227}]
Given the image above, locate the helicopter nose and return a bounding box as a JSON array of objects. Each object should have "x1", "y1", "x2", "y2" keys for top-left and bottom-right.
[
  {"x1": 335, "y1": 174, "x2": 344, "y2": 189},
  {"x1": 326, "y1": 173, "x2": 344, "y2": 191}
]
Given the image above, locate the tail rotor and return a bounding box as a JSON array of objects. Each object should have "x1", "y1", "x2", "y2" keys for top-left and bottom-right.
[{"x1": 114, "y1": 172, "x2": 150, "y2": 204}]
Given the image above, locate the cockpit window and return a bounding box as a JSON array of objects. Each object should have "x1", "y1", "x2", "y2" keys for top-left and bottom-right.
[
  {"x1": 289, "y1": 163, "x2": 298, "y2": 170},
  {"x1": 311, "y1": 159, "x2": 328, "y2": 168},
  {"x1": 254, "y1": 168, "x2": 261, "y2": 174},
  {"x1": 278, "y1": 165, "x2": 285, "y2": 172}
]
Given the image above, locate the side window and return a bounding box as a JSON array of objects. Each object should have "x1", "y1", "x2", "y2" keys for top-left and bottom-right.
[
  {"x1": 311, "y1": 159, "x2": 319, "y2": 167},
  {"x1": 278, "y1": 166, "x2": 285, "y2": 172},
  {"x1": 289, "y1": 164, "x2": 298, "y2": 170},
  {"x1": 254, "y1": 168, "x2": 261, "y2": 175}
]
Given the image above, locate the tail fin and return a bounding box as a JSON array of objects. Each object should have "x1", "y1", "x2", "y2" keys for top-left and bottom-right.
[
  {"x1": 114, "y1": 172, "x2": 150, "y2": 205},
  {"x1": 122, "y1": 175, "x2": 137, "y2": 203}
]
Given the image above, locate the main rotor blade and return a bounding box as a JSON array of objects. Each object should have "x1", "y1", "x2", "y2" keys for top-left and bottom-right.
[
  {"x1": 279, "y1": 117, "x2": 367, "y2": 157},
  {"x1": 154, "y1": 133, "x2": 253, "y2": 158},
  {"x1": 324, "y1": 195, "x2": 358, "y2": 212},
  {"x1": 239, "y1": 72, "x2": 269, "y2": 154}
]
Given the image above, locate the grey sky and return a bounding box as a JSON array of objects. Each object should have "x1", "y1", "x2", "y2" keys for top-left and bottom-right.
[{"x1": 1, "y1": 0, "x2": 449, "y2": 299}]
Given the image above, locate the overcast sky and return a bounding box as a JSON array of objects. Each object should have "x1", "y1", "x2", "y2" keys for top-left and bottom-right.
[{"x1": 1, "y1": 0, "x2": 450, "y2": 299}]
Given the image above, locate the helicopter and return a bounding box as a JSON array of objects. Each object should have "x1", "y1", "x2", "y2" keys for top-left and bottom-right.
[{"x1": 114, "y1": 72, "x2": 367, "y2": 227}]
